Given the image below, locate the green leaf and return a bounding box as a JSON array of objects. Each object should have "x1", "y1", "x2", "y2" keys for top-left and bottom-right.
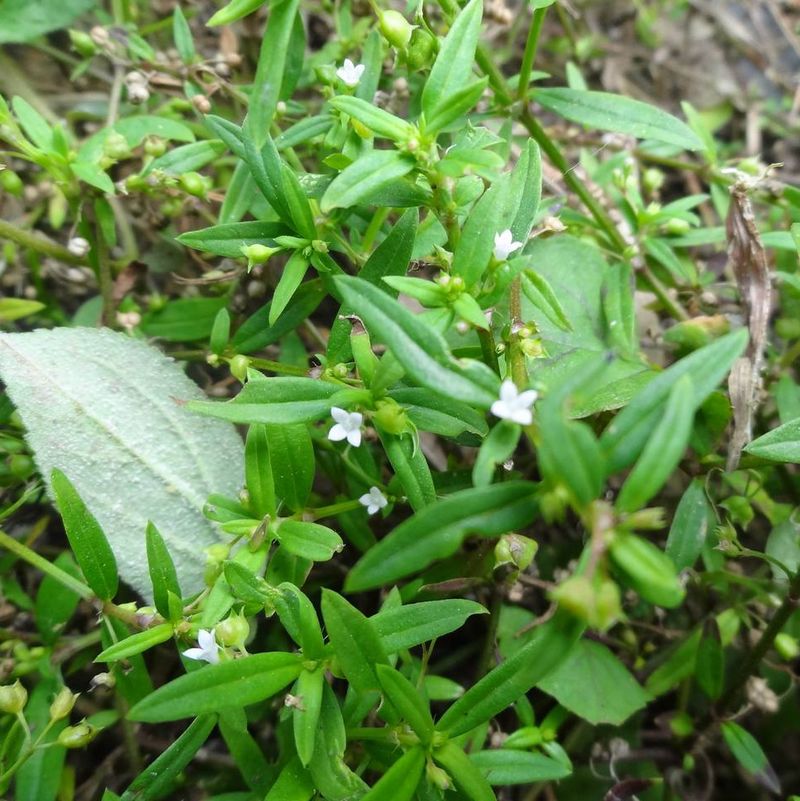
[
  {"x1": 71, "y1": 160, "x2": 115, "y2": 194},
  {"x1": 320, "y1": 150, "x2": 416, "y2": 212},
  {"x1": 379, "y1": 430, "x2": 436, "y2": 511},
  {"x1": 334, "y1": 276, "x2": 499, "y2": 407},
  {"x1": 370, "y1": 599, "x2": 488, "y2": 652},
  {"x1": 0, "y1": 298, "x2": 45, "y2": 322},
  {"x1": 265, "y1": 424, "x2": 315, "y2": 512},
  {"x1": 436, "y1": 611, "x2": 583, "y2": 736},
  {"x1": 609, "y1": 533, "x2": 685, "y2": 609},
  {"x1": 95, "y1": 623, "x2": 175, "y2": 662},
  {"x1": 602, "y1": 262, "x2": 637, "y2": 357},
  {"x1": 276, "y1": 520, "x2": 343, "y2": 562},
  {"x1": 274, "y1": 583, "x2": 325, "y2": 658},
  {"x1": 534, "y1": 88, "x2": 704, "y2": 151},
  {"x1": 145, "y1": 140, "x2": 226, "y2": 176},
  {"x1": 321, "y1": 590, "x2": 388, "y2": 696},
  {"x1": 177, "y1": 221, "x2": 287, "y2": 259},
  {"x1": 361, "y1": 747, "x2": 425, "y2": 801},
  {"x1": 121, "y1": 715, "x2": 216, "y2": 801},
  {"x1": 424, "y1": 78, "x2": 488, "y2": 136},
  {"x1": 172, "y1": 5, "x2": 196, "y2": 63},
  {"x1": 145, "y1": 522, "x2": 182, "y2": 620},
  {"x1": 34, "y1": 553, "x2": 82, "y2": 645},
  {"x1": 218, "y1": 707, "x2": 273, "y2": 794},
  {"x1": 51, "y1": 468, "x2": 118, "y2": 600},
  {"x1": 521, "y1": 270, "x2": 572, "y2": 333},
  {"x1": 508, "y1": 139, "x2": 542, "y2": 243},
  {"x1": 422, "y1": 0, "x2": 483, "y2": 119},
  {"x1": 189, "y1": 376, "x2": 343, "y2": 425},
  {"x1": 245, "y1": 424, "x2": 276, "y2": 519},
  {"x1": 12, "y1": 95, "x2": 53, "y2": 150},
  {"x1": 389, "y1": 388, "x2": 488, "y2": 439},
  {"x1": 208, "y1": 0, "x2": 266, "y2": 26},
  {"x1": 330, "y1": 96, "x2": 415, "y2": 142},
  {"x1": 601, "y1": 328, "x2": 748, "y2": 471},
  {"x1": 270, "y1": 251, "x2": 309, "y2": 325},
  {"x1": 615, "y1": 375, "x2": 695, "y2": 513},
  {"x1": 470, "y1": 750, "x2": 571, "y2": 785},
  {"x1": 537, "y1": 640, "x2": 650, "y2": 725},
  {"x1": 0, "y1": 0, "x2": 95, "y2": 43},
  {"x1": 433, "y1": 741, "x2": 495, "y2": 801},
  {"x1": 128, "y1": 652, "x2": 303, "y2": 722},
  {"x1": 472, "y1": 421, "x2": 520, "y2": 487},
  {"x1": 665, "y1": 479, "x2": 712, "y2": 571},
  {"x1": 376, "y1": 664, "x2": 434, "y2": 742},
  {"x1": 264, "y1": 755, "x2": 315, "y2": 801},
  {"x1": 140, "y1": 296, "x2": 229, "y2": 342},
  {"x1": 346, "y1": 482, "x2": 537, "y2": 592},
  {"x1": 745, "y1": 417, "x2": 800, "y2": 463},
  {"x1": 292, "y1": 668, "x2": 324, "y2": 766},
  {"x1": 721, "y1": 722, "x2": 779, "y2": 793}
]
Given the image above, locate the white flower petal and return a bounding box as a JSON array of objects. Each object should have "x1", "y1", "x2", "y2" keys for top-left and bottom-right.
[
  {"x1": 346, "y1": 428, "x2": 362, "y2": 447},
  {"x1": 328, "y1": 423, "x2": 348, "y2": 441},
  {"x1": 331, "y1": 406, "x2": 348, "y2": 424},
  {"x1": 499, "y1": 379, "x2": 518, "y2": 403},
  {"x1": 511, "y1": 408, "x2": 533, "y2": 425},
  {"x1": 182, "y1": 647, "x2": 206, "y2": 661},
  {"x1": 517, "y1": 390, "x2": 539, "y2": 407}
]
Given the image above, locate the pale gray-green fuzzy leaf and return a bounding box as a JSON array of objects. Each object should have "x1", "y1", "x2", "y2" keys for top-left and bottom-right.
[{"x1": 0, "y1": 328, "x2": 244, "y2": 599}]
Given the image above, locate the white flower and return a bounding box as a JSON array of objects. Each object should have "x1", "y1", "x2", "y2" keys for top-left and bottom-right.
[
  {"x1": 183, "y1": 629, "x2": 220, "y2": 664},
  {"x1": 493, "y1": 229, "x2": 523, "y2": 261},
  {"x1": 491, "y1": 380, "x2": 538, "y2": 425},
  {"x1": 328, "y1": 407, "x2": 363, "y2": 447},
  {"x1": 67, "y1": 237, "x2": 90, "y2": 257},
  {"x1": 359, "y1": 486, "x2": 388, "y2": 515},
  {"x1": 336, "y1": 59, "x2": 365, "y2": 87}
]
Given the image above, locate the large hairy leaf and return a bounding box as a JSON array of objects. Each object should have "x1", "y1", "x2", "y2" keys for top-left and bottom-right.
[{"x1": 0, "y1": 328, "x2": 244, "y2": 598}]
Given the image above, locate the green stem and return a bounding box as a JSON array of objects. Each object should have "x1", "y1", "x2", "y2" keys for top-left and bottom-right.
[
  {"x1": 517, "y1": 7, "x2": 548, "y2": 103},
  {"x1": 477, "y1": 328, "x2": 500, "y2": 375},
  {"x1": 0, "y1": 529, "x2": 93, "y2": 600},
  {"x1": 94, "y1": 218, "x2": 116, "y2": 327},
  {"x1": 0, "y1": 218, "x2": 86, "y2": 265},
  {"x1": 304, "y1": 498, "x2": 365, "y2": 520}
]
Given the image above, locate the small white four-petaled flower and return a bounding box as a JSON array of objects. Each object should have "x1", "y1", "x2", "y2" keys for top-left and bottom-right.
[
  {"x1": 328, "y1": 407, "x2": 363, "y2": 447},
  {"x1": 359, "y1": 486, "x2": 388, "y2": 515},
  {"x1": 493, "y1": 229, "x2": 523, "y2": 261},
  {"x1": 336, "y1": 59, "x2": 365, "y2": 87},
  {"x1": 491, "y1": 379, "x2": 538, "y2": 425},
  {"x1": 183, "y1": 629, "x2": 220, "y2": 664}
]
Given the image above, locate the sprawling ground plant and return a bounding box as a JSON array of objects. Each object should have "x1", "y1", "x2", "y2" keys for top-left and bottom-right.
[{"x1": 1, "y1": 0, "x2": 799, "y2": 799}]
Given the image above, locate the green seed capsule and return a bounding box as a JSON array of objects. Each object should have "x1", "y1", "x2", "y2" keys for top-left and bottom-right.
[
  {"x1": 69, "y1": 29, "x2": 97, "y2": 58},
  {"x1": 379, "y1": 10, "x2": 414, "y2": 50},
  {"x1": 49, "y1": 687, "x2": 78, "y2": 721},
  {"x1": 57, "y1": 721, "x2": 99, "y2": 748},
  {"x1": 0, "y1": 680, "x2": 27, "y2": 714},
  {"x1": 405, "y1": 28, "x2": 437, "y2": 71},
  {"x1": 179, "y1": 171, "x2": 208, "y2": 198},
  {"x1": 372, "y1": 399, "x2": 409, "y2": 435},
  {"x1": 229, "y1": 354, "x2": 250, "y2": 383},
  {"x1": 0, "y1": 169, "x2": 23, "y2": 196}
]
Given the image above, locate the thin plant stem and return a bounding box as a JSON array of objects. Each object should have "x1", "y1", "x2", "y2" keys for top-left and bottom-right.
[
  {"x1": 518, "y1": 7, "x2": 548, "y2": 103},
  {"x1": 0, "y1": 218, "x2": 86, "y2": 265}
]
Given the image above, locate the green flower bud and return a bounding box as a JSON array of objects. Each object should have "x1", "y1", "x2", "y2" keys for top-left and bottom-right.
[
  {"x1": 426, "y1": 761, "x2": 452, "y2": 791},
  {"x1": 494, "y1": 533, "x2": 538, "y2": 572},
  {"x1": 179, "y1": 171, "x2": 209, "y2": 198},
  {"x1": 50, "y1": 687, "x2": 78, "y2": 721},
  {"x1": 102, "y1": 131, "x2": 131, "y2": 161},
  {"x1": 643, "y1": 167, "x2": 665, "y2": 193},
  {"x1": 143, "y1": 136, "x2": 167, "y2": 157},
  {"x1": 229, "y1": 354, "x2": 251, "y2": 383},
  {"x1": 69, "y1": 30, "x2": 97, "y2": 58},
  {"x1": 379, "y1": 10, "x2": 414, "y2": 50},
  {"x1": 241, "y1": 243, "x2": 279, "y2": 266},
  {"x1": 372, "y1": 399, "x2": 409, "y2": 435},
  {"x1": 775, "y1": 633, "x2": 799, "y2": 661},
  {"x1": 215, "y1": 612, "x2": 250, "y2": 648},
  {"x1": 0, "y1": 169, "x2": 23, "y2": 196},
  {"x1": 664, "y1": 217, "x2": 691, "y2": 236},
  {"x1": 405, "y1": 28, "x2": 437, "y2": 71},
  {"x1": 57, "y1": 721, "x2": 99, "y2": 749},
  {"x1": 0, "y1": 680, "x2": 27, "y2": 714}
]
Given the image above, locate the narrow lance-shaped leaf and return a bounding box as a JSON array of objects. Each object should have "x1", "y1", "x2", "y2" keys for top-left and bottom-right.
[
  {"x1": 128, "y1": 652, "x2": 304, "y2": 722},
  {"x1": 376, "y1": 664, "x2": 434, "y2": 743},
  {"x1": 292, "y1": 668, "x2": 324, "y2": 766},
  {"x1": 433, "y1": 741, "x2": 496, "y2": 801},
  {"x1": 665, "y1": 479, "x2": 712, "y2": 571},
  {"x1": 534, "y1": 88, "x2": 704, "y2": 151},
  {"x1": 145, "y1": 522, "x2": 182, "y2": 620},
  {"x1": 51, "y1": 468, "x2": 118, "y2": 601},
  {"x1": 361, "y1": 747, "x2": 426, "y2": 801},
  {"x1": 346, "y1": 482, "x2": 537, "y2": 592}
]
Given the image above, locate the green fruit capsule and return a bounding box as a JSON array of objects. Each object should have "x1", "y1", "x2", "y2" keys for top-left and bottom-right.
[
  {"x1": 180, "y1": 171, "x2": 208, "y2": 197},
  {"x1": 373, "y1": 399, "x2": 409, "y2": 435},
  {"x1": 69, "y1": 29, "x2": 97, "y2": 58},
  {"x1": 0, "y1": 680, "x2": 27, "y2": 714},
  {"x1": 775, "y1": 633, "x2": 800, "y2": 661},
  {"x1": 406, "y1": 27, "x2": 436, "y2": 71},
  {"x1": 229, "y1": 354, "x2": 251, "y2": 383},
  {"x1": 379, "y1": 9, "x2": 414, "y2": 49}
]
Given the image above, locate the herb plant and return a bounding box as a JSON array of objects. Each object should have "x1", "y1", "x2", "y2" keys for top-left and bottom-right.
[{"x1": 1, "y1": 1, "x2": 799, "y2": 799}]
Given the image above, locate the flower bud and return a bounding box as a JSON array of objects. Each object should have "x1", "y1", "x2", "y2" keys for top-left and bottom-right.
[
  {"x1": 69, "y1": 29, "x2": 97, "y2": 57},
  {"x1": 102, "y1": 131, "x2": 131, "y2": 161},
  {"x1": 0, "y1": 680, "x2": 27, "y2": 714},
  {"x1": 191, "y1": 94, "x2": 212, "y2": 114},
  {"x1": 50, "y1": 687, "x2": 78, "y2": 721},
  {"x1": 241, "y1": 243, "x2": 279, "y2": 267},
  {"x1": 494, "y1": 533, "x2": 538, "y2": 572},
  {"x1": 372, "y1": 399, "x2": 409, "y2": 435},
  {"x1": 229, "y1": 354, "x2": 251, "y2": 382},
  {"x1": 664, "y1": 217, "x2": 690, "y2": 236},
  {"x1": 215, "y1": 612, "x2": 250, "y2": 648},
  {"x1": 643, "y1": 167, "x2": 665, "y2": 193},
  {"x1": 179, "y1": 171, "x2": 209, "y2": 198},
  {"x1": 143, "y1": 136, "x2": 166, "y2": 157},
  {"x1": 57, "y1": 720, "x2": 99, "y2": 748},
  {"x1": 89, "y1": 672, "x2": 116, "y2": 690},
  {"x1": 379, "y1": 10, "x2": 414, "y2": 49},
  {"x1": 426, "y1": 761, "x2": 452, "y2": 791}
]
